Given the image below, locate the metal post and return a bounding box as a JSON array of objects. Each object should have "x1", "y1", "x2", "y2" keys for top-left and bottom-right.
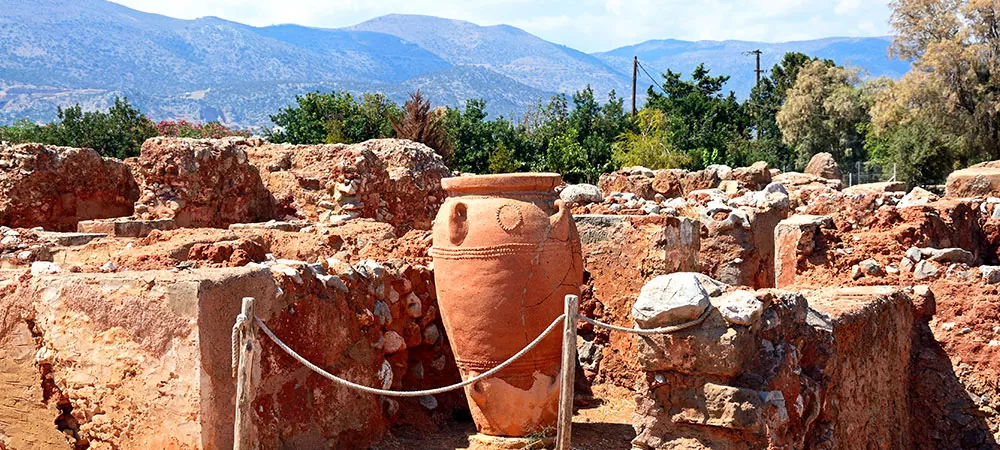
[
  {"x1": 555, "y1": 294, "x2": 578, "y2": 450},
  {"x1": 234, "y1": 297, "x2": 255, "y2": 450}
]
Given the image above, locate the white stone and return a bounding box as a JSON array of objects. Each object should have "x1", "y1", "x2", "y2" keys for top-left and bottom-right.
[
  {"x1": 379, "y1": 360, "x2": 393, "y2": 389},
  {"x1": 905, "y1": 247, "x2": 923, "y2": 262},
  {"x1": 981, "y1": 266, "x2": 1000, "y2": 284},
  {"x1": 921, "y1": 247, "x2": 974, "y2": 265},
  {"x1": 30, "y1": 261, "x2": 61, "y2": 276},
  {"x1": 560, "y1": 184, "x2": 604, "y2": 205},
  {"x1": 0, "y1": 236, "x2": 20, "y2": 246},
  {"x1": 718, "y1": 290, "x2": 764, "y2": 326},
  {"x1": 632, "y1": 273, "x2": 710, "y2": 328},
  {"x1": 914, "y1": 260, "x2": 939, "y2": 280}
]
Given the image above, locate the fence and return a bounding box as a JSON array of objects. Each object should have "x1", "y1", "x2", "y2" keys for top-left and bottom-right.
[{"x1": 231, "y1": 295, "x2": 710, "y2": 450}]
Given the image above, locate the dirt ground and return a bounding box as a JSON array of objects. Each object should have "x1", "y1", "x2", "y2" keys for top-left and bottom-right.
[{"x1": 375, "y1": 386, "x2": 636, "y2": 450}]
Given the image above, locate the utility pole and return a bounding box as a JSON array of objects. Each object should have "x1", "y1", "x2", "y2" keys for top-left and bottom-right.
[
  {"x1": 745, "y1": 49, "x2": 763, "y2": 87},
  {"x1": 743, "y1": 49, "x2": 764, "y2": 139},
  {"x1": 631, "y1": 56, "x2": 638, "y2": 117}
]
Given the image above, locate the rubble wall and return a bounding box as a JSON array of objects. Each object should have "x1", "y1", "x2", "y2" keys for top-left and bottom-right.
[
  {"x1": 0, "y1": 144, "x2": 139, "y2": 232},
  {"x1": 632, "y1": 286, "x2": 917, "y2": 450}
]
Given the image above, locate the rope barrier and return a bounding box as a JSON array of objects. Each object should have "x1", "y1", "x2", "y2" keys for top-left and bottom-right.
[
  {"x1": 578, "y1": 306, "x2": 711, "y2": 336},
  {"x1": 231, "y1": 312, "x2": 249, "y2": 377},
  {"x1": 253, "y1": 313, "x2": 567, "y2": 398}
]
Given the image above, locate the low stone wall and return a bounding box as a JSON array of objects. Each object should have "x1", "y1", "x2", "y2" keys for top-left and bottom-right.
[{"x1": 0, "y1": 256, "x2": 455, "y2": 450}]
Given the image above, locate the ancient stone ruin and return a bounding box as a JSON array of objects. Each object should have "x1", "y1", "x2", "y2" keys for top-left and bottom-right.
[{"x1": 0, "y1": 137, "x2": 997, "y2": 449}]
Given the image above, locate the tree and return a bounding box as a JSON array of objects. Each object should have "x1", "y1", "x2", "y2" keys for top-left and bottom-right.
[
  {"x1": 776, "y1": 60, "x2": 870, "y2": 169},
  {"x1": 393, "y1": 90, "x2": 452, "y2": 160},
  {"x1": 267, "y1": 90, "x2": 398, "y2": 145},
  {"x1": 867, "y1": 0, "x2": 1000, "y2": 182},
  {"x1": 739, "y1": 52, "x2": 830, "y2": 169},
  {"x1": 645, "y1": 64, "x2": 747, "y2": 168},
  {"x1": 612, "y1": 109, "x2": 692, "y2": 169}
]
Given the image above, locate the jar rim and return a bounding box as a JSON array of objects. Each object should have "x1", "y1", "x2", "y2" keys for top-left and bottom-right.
[{"x1": 441, "y1": 173, "x2": 563, "y2": 194}]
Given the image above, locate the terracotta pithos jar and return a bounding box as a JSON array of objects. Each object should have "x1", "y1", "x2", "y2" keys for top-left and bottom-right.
[{"x1": 429, "y1": 173, "x2": 583, "y2": 437}]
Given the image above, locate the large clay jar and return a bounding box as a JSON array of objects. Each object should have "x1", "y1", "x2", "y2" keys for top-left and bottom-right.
[{"x1": 430, "y1": 173, "x2": 583, "y2": 437}]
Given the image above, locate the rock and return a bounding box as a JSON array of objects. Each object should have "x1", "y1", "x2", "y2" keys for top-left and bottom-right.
[
  {"x1": 560, "y1": 183, "x2": 604, "y2": 205},
  {"x1": 0, "y1": 143, "x2": 139, "y2": 231},
  {"x1": 913, "y1": 260, "x2": 939, "y2": 280},
  {"x1": 900, "y1": 257, "x2": 915, "y2": 273},
  {"x1": 418, "y1": 395, "x2": 439, "y2": 410},
  {"x1": 405, "y1": 293, "x2": 422, "y2": 318},
  {"x1": 920, "y1": 247, "x2": 974, "y2": 265},
  {"x1": 682, "y1": 169, "x2": 723, "y2": 193},
  {"x1": 422, "y1": 324, "x2": 440, "y2": 345},
  {"x1": 706, "y1": 164, "x2": 733, "y2": 180},
  {"x1": 693, "y1": 273, "x2": 729, "y2": 297},
  {"x1": 718, "y1": 290, "x2": 764, "y2": 326},
  {"x1": 980, "y1": 265, "x2": 1000, "y2": 284},
  {"x1": 859, "y1": 258, "x2": 883, "y2": 276},
  {"x1": 946, "y1": 164, "x2": 1000, "y2": 198},
  {"x1": 731, "y1": 161, "x2": 772, "y2": 191},
  {"x1": 642, "y1": 203, "x2": 661, "y2": 215},
  {"x1": 30, "y1": 261, "x2": 61, "y2": 276},
  {"x1": 632, "y1": 273, "x2": 711, "y2": 328},
  {"x1": 598, "y1": 170, "x2": 656, "y2": 200},
  {"x1": 851, "y1": 264, "x2": 863, "y2": 280},
  {"x1": 804, "y1": 152, "x2": 843, "y2": 180},
  {"x1": 843, "y1": 181, "x2": 906, "y2": 195},
  {"x1": 381, "y1": 331, "x2": 406, "y2": 354},
  {"x1": 898, "y1": 186, "x2": 940, "y2": 208},
  {"x1": 905, "y1": 247, "x2": 923, "y2": 262},
  {"x1": 652, "y1": 169, "x2": 686, "y2": 198},
  {"x1": 911, "y1": 285, "x2": 936, "y2": 319}
]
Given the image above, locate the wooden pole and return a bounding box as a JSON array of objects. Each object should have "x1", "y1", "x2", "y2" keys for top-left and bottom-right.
[
  {"x1": 631, "y1": 56, "x2": 638, "y2": 116},
  {"x1": 234, "y1": 297, "x2": 255, "y2": 450},
  {"x1": 555, "y1": 294, "x2": 578, "y2": 450}
]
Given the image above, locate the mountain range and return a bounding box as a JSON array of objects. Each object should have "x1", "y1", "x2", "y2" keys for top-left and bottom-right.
[{"x1": 0, "y1": 0, "x2": 912, "y2": 127}]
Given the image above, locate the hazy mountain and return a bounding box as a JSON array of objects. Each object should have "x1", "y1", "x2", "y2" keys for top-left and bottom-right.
[
  {"x1": 350, "y1": 14, "x2": 628, "y2": 98},
  {"x1": 596, "y1": 37, "x2": 911, "y2": 99},
  {"x1": 0, "y1": 0, "x2": 912, "y2": 127}
]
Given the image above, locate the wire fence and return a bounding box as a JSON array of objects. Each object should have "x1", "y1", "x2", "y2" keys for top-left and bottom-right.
[{"x1": 231, "y1": 295, "x2": 712, "y2": 450}]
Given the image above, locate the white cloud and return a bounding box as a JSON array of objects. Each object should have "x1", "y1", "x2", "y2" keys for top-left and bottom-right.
[{"x1": 109, "y1": 0, "x2": 893, "y2": 52}]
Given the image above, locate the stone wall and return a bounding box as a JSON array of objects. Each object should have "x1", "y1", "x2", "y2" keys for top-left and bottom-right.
[
  {"x1": 632, "y1": 285, "x2": 918, "y2": 450},
  {"x1": 0, "y1": 144, "x2": 138, "y2": 232},
  {"x1": 574, "y1": 214, "x2": 700, "y2": 392}
]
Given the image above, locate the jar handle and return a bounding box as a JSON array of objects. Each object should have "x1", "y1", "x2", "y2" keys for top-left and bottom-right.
[
  {"x1": 548, "y1": 199, "x2": 571, "y2": 241},
  {"x1": 449, "y1": 201, "x2": 469, "y2": 245}
]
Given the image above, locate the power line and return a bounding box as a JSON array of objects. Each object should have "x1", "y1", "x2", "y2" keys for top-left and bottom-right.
[{"x1": 635, "y1": 60, "x2": 668, "y2": 97}]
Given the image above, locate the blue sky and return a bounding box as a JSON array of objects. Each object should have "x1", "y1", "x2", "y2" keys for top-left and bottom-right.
[{"x1": 109, "y1": 0, "x2": 893, "y2": 53}]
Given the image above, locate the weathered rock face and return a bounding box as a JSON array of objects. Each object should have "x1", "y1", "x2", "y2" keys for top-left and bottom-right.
[
  {"x1": 245, "y1": 139, "x2": 447, "y2": 231},
  {"x1": 774, "y1": 215, "x2": 835, "y2": 289},
  {"x1": 0, "y1": 144, "x2": 139, "y2": 231},
  {"x1": 946, "y1": 164, "x2": 1000, "y2": 198},
  {"x1": 730, "y1": 162, "x2": 772, "y2": 191},
  {"x1": 0, "y1": 267, "x2": 277, "y2": 450},
  {"x1": 574, "y1": 214, "x2": 701, "y2": 391},
  {"x1": 632, "y1": 286, "x2": 918, "y2": 450},
  {"x1": 804, "y1": 152, "x2": 843, "y2": 181},
  {"x1": 130, "y1": 137, "x2": 274, "y2": 228},
  {"x1": 0, "y1": 255, "x2": 457, "y2": 450}
]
